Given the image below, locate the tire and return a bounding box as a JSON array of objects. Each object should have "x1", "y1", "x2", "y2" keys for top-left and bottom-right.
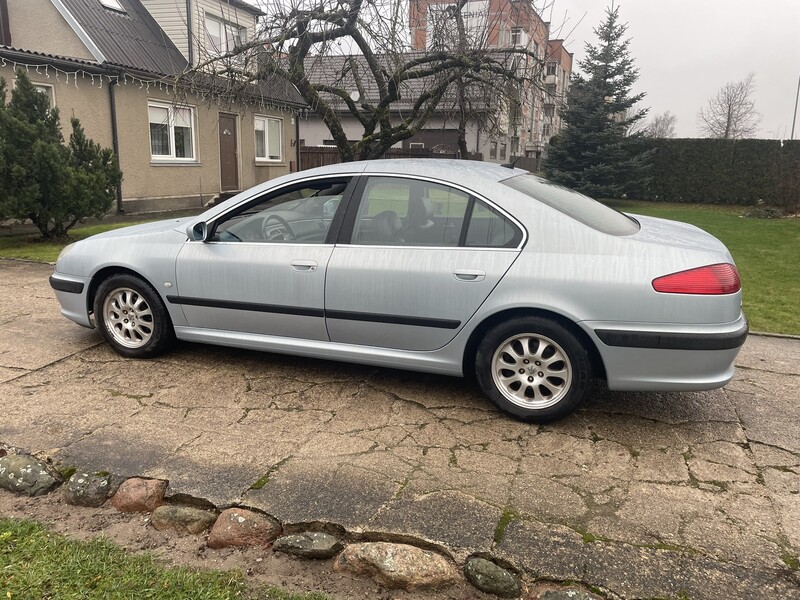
[
  {"x1": 93, "y1": 273, "x2": 174, "y2": 358},
  {"x1": 475, "y1": 317, "x2": 590, "y2": 422}
]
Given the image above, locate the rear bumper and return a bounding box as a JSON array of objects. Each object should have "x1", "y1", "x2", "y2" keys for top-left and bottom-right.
[
  {"x1": 594, "y1": 321, "x2": 748, "y2": 351},
  {"x1": 584, "y1": 313, "x2": 748, "y2": 392}
]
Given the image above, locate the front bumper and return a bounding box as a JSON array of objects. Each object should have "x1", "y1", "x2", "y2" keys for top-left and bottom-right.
[
  {"x1": 49, "y1": 272, "x2": 93, "y2": 328},
  {"x1": 584, "y1": 313, "x2": 748, "y2": 392}
]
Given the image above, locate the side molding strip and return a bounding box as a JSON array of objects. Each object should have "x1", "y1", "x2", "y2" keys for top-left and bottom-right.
[{"x1": 166, "y1": 296, "x2": 461, "y2": 330}]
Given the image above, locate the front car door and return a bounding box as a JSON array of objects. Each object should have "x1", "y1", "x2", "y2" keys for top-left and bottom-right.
[
  {"x1": 173, "y1": 177, "x2": 353, "y2": 341},
  {"x1": 324, "y1": 175, "x2": 525, "y2": 351}
]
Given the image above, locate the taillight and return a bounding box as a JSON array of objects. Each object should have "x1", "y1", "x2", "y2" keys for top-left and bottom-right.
[{"x1": 652, "y1": 263, "x2": 741, "y2": 295}]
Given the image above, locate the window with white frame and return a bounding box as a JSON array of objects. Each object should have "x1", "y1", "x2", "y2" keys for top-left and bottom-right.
[
  {"x1": 546, "y1": 62, "x2": 557, "y2": 76},
  {"x1": 148, "y1": 103, "x2": 195, "y2": 160},
  {"x1": 205, "y1": 14, "x2": 246, "y2": 56},
  {"x1": 32, "y1": 84, "x2": 54, "y2": 107},
  {"x1": 255, "y1": 115, "x2": 282, "y2": 162},
  {"x1": 510, "y1": 27, "x2": 522, "y2": 47}
]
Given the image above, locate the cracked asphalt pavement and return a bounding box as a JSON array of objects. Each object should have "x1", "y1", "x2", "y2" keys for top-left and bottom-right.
[{"x1": 1, "y1": 259, "x2": 799, "y2": 599}]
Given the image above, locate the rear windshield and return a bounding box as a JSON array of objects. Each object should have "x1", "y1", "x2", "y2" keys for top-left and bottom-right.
[{"x1": 502, "y1": 174, "x2": 640, "y2": 236}]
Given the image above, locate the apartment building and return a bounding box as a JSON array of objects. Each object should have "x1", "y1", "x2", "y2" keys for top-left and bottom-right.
[{"x1": 408, "y1": 0, "x2": 571, "y2": 164}]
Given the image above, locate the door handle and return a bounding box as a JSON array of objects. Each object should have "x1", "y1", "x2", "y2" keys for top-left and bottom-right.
[
  {"x1": 291, "y1": 260, "x2": 318, "y2": 272},
  {"x1": 453, "y1": 269, "x2": 486, "y2": 282}
]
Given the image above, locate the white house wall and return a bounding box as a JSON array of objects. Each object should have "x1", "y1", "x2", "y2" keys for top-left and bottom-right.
[{"x1": 140, "y1": 0, "x2": 189, "y2": 60}]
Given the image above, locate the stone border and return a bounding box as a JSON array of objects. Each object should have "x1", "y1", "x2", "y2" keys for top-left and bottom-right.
[{"x1": 0, "y1": 452, "x2": 605, "y2": 599}]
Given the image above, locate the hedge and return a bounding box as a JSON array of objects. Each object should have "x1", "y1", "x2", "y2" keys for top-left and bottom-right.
[{"x1": 636, "y1": 138, "x2": 800, "y2": 211}]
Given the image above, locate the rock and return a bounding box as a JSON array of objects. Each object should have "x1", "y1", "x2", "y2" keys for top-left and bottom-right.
[
  {"x1": 464, "y1": 557, "x2": 522, "y2": 598},
  {"x1": 207, "y1": 508, "x2": 281, "y2": 548},
  {"x1": 150, "y1": 505, "x2": 217, "y2": 535},
  {"x1": 333, "y1": 542, "x2": 459, "y2": 591},
  {"x1": 63, "y1": 472, "x2": 111, "y2": 507},
  {"x1": 110, "y1": 478, "x2": 167, "y2": 512},
  {"x1": 273, "y1": 532, "x2": 344, "y2": 559},
  {"x1": 0, "y1": 455, "x2": 59, "y2": 496}
]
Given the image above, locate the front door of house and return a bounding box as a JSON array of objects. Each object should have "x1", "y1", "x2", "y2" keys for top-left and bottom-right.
[{"x1": 218, "y1": 113, "x2": 239, "y2": 192}]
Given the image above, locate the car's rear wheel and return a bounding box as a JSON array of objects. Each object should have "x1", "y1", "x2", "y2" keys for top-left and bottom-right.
[
  {"x1": 94, "y1": 274, "x2": 174, "y2": 358},
  {"x1": 475, "y1": 317, "x2": 590, "y2": 422}
]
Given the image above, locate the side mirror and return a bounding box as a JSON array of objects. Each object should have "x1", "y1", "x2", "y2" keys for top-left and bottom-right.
[{"x1": 187, "y1": 221, "x2": 208, "y2": 241}]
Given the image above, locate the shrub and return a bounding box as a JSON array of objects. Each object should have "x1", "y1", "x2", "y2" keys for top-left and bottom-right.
[{"x1": 0, "y1": 70, "x2": 122, "y2": 240}]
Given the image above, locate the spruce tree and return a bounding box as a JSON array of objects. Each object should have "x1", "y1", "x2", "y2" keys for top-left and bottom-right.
[
  {"x1": 543, "y1": 5, "x2": 650, "y2": 198},
  {"x1": 0, "y1": 69, "x2": 121, "y2": 239}
]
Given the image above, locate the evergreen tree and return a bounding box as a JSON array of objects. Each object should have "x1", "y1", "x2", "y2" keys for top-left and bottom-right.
[
  {"x1": 0, "y1": 69, "x2": 121, "y2": 239},
  {"x1": 543, "y1": 5, "x2": 650, "y2": 198}
]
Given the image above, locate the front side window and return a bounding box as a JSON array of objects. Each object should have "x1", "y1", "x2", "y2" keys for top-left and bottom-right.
[
  {"x1": 546, "y1": 62, "x2": 557, "y2": 76},
  {"x1": 499, "y1": 142, "x2": 507, "y2": 160},
  {"x1": 489, "y1": 141, "x2": 497, "y2": 159},
  {"x1": 349, "y1": 176, "x2": 522, "y2": 248},
  {"x1": 148, "y1": 103, "x2": 195, "y2": 160},
  {"x1": 213, "y1": 178, "x2": 350, "y2": 243},
  {"x1": 255, "y1": 116, "x2": 282, "y2": 161},
  {"x1": 205, "y1": 15, "x2": 246, "y2": 56}
]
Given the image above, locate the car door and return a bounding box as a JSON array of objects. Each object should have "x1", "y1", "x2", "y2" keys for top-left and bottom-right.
[
  {"x1": 324, "y1": 175, "x2": 525, "y2": 351},
  {"x1": 173, "y1": 177, "x2": 353, "y2": 341}
]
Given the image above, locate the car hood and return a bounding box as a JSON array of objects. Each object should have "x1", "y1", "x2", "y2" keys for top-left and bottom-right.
[
  {"x1": 87, "y1": 217, "x2": 195, "y2": 240},
  {"x1": 627, "y1": 214, "x2": 730, "y2": 255}
]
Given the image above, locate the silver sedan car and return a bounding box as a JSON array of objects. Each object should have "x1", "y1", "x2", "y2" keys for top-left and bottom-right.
[{"x1": 50, "y1": 159, "x2": 747, "y2": 421}]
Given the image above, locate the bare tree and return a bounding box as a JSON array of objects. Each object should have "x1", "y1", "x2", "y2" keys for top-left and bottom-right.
[
  {"x1": 179, "y1": 0, "x2": 552, "y2": 161},
  {"x1": 645, "y1": 110, "x2": 676, "y2": 138},
  {"x1": 697, "y1": 73, "x2": 761, "y2": 139}
]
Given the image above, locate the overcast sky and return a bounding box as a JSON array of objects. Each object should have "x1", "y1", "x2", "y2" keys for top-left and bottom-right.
[{"x1": 544, "y1": 0, "x2": 800, "y2": 138}]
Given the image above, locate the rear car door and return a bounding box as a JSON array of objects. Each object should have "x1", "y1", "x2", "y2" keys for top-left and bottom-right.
[
  {"x1": 324, "y1": 175, "x2": 524, "y2": 351},
  {"x1": 173, "y1": 177, "x2": 352, "y2": 341}
]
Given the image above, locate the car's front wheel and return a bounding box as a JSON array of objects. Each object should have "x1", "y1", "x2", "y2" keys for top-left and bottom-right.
[
  {"x1": 94, "y1": 274, "x2": 174, "y2": 358},
  {"x1": 475, "y1": 317, "x2": 590, "y2": 422}
]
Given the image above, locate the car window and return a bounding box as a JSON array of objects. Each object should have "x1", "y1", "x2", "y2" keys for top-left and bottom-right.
[
  {"x1": 465, "y1": 201, "x2": 522, "y2": 248},
  {"x1": 212, "y1": 178, "x2": 350, "y2": 243},
  {"x1": 502, "y1": 173, "x2": 640, "y2": 236},
  {"x1": 351, "y1": 177, "x2": 470, "y2": 247}
]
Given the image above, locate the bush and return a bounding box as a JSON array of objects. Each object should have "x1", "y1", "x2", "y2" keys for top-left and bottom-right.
[
  {"x1": 0, "y1": 70, "x2": 122, "y2": 240},
  {"x1": 638, "y1": 137, "x2": 799, "y2": 212}
]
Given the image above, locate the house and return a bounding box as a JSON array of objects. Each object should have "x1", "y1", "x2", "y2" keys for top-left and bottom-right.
[
  {"x1": 299, "y1": 52, "x2": 494, "y2": 159},
  {"x1": 408, "y1": 0, "x2": 571, "y2": 164},
  {"x1": 0, "y1": 0, "x2": 305, "y2": 213}
]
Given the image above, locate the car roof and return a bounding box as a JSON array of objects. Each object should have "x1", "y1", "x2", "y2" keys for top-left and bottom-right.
[{"x1": 300, "y1": 158, "x2": 528, "y2": 184}]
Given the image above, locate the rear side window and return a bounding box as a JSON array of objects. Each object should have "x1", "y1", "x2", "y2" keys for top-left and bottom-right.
[
  {"x1": 502, "y1": 174, "x2": 640, "y2": 236},
  {"x1": 465, "y1": 201, "x2": 521, "y2": 248}
]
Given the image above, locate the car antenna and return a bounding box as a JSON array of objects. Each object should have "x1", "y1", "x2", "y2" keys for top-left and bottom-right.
[{"x1": 501, "y1": 156, "x2": 524, "y2": 169}]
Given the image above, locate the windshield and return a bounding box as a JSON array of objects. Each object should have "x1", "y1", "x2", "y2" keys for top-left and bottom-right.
[{"x1": 502, "y1": 174, "x2": 640, "y2": 236}]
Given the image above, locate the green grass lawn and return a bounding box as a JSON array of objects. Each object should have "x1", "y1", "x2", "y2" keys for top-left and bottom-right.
[
  {"x1": 0, "y1": 222, "x2": 147, "y2": 262},
  {"x1": 0, "y1": 517, "x2": 330, "y2": 600},
  {"x1": 1, "y1": 201, "x2": 797, "y2": 335},
  {"x1": 607, "y1": 200, "x2": 800, "y2": 336}
]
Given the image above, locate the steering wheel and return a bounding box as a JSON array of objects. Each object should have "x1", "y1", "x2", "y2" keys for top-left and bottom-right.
[{"x1": 262, "y1": 214, "x2": 296, "y2": 241}]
